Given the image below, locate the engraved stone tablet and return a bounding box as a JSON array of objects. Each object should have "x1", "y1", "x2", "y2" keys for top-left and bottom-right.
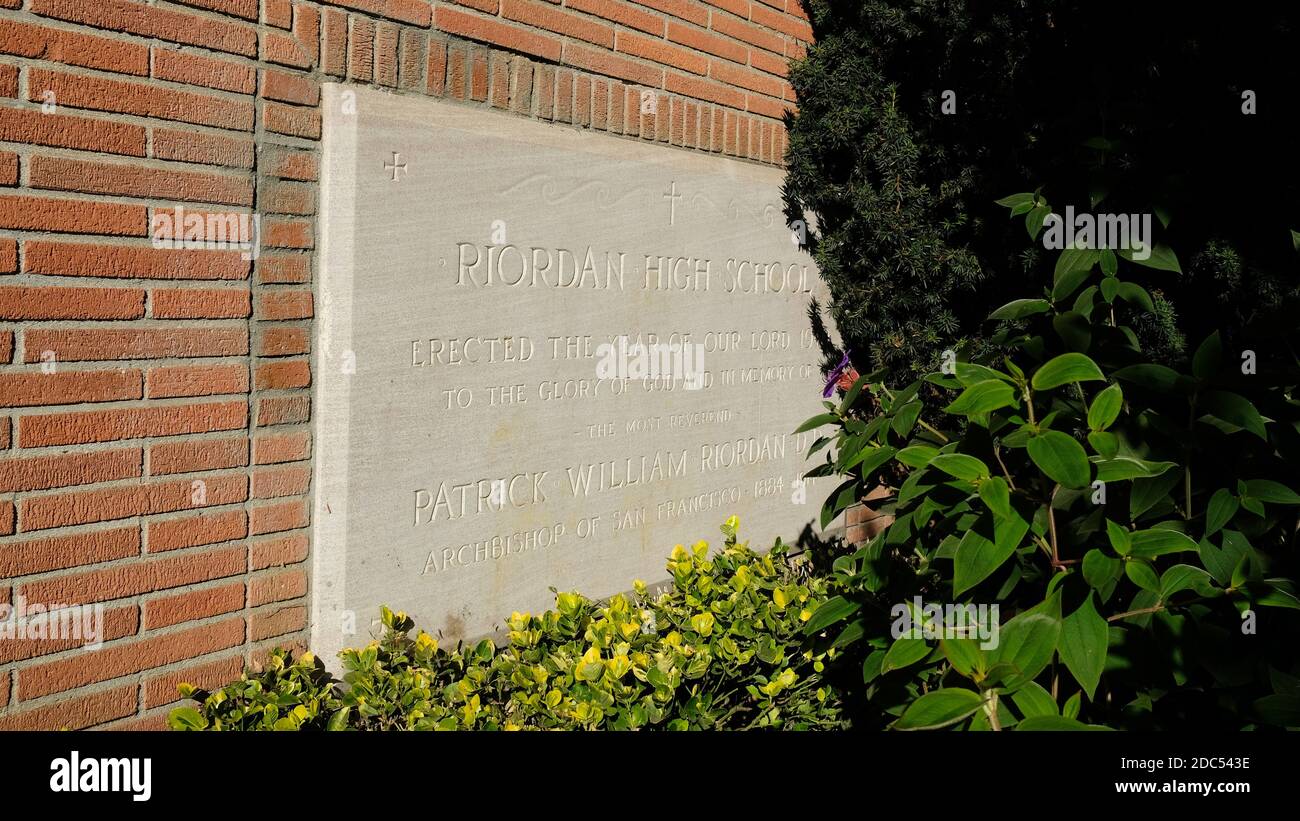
[{"x1": 313, "y1": 84, "x2": 839, "y2": 660}]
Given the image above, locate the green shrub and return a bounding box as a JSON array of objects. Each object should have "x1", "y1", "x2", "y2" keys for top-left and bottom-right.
[
  {"x1": 799, "y1": 201, "x2": 1300, "y2": 730},
  {"x1": 169, "y1": 518, "x2": 849, "y2": 731}
]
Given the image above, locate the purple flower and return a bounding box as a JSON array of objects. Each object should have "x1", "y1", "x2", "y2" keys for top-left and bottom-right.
[{"x1": 823, "y1": 350, "x2": 853, "y2": 398}]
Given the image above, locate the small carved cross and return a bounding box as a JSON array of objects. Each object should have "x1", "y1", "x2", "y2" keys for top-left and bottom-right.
[
  {"x1": 385, "y1": 151, "x2": 407, "y2": 181},
  {"x1": 664, "y1": 181, "x2": 682, "y2": 226}
]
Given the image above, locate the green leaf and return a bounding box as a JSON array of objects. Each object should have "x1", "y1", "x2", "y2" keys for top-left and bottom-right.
[
  {"x1": 843, "y1": 444, "x2": 898, "y2": 477},
  {"x1": 954, "y1": 510, "x2": 1030, "y2": 596},
  {"x1": 1091, "y1": 457, "x2": 1178, "y2": 482},
  {"x1": 1011, "y1": 682, "x2": 1059, "y2": 719},
  {"x1": 940, "y1": 638, "x2": 986, "y2": 679},
  {"x1": 326, "y1": 706, "x2": 352, "y2": 731},
  {"x1": 1125, "y1": 559, "x2": 1160, "y2": 593},
  {"x1": 1053, "y1": 311, "x2": 1092, "y2": 353},
  {"x1": 1027, "y1": 430, "x2": 1091, "y2": 489},
  {"x1": 929, "y1": 453, "x2": 990, "y2": 482},
  {"x1": 1244, "y1": 479, "x2": 1300, "y2": 505},
  {"x1": 1087, "y1": 431, "x2": 1119, "y2": 459},
  {"x1": 995, "y1": 192, "x2": 1035, "y2": 208},
  {"x1": 894, "y1": 689, "x2": 985, "y2": 731},
  {"x1": 1087, "y1": 384, "x2": 1123, "y2": 431},
  {"x1": 1106, "y1": 519, "x2": 1132, "y2": 556},
  {"x1": 1113, "y1": 363, "x2": 1187, "y2": 393},
  {"x1": 946, "y1": 380, "x2": 1016, "y2": 415},
  {"x1": 168, "y1": 706, "x2": 209, "y2": 731},
  {"x1": 1054, "y1": 247, "x2": 1100, "y2": 285},
  {"x1": 881, "y1": 636, "x2": 931, "y2": 674},
  {"x1": 1100, "y1": 248, "x2": 1117, "y2": 276},
  {"x1": 1083, "y1": 549, "x2": 1122, "y2": 589},
  {"x1": 1119, "y1": 243, "x2": 1182, "y2": 274},
  {"x1": 1031, "y1": 353, "x2": 1105, "y2": 391},
  {"x1": 1115, "y1": 282, "x2": 1155, "y2": 313},
  {"x1": 989, "y1": 298, "x2": 1051, "y2": 321},
  {"x1": 979, "y1": 476, "x2": 1012, "y2": 519},
  {"x1": 820, "y1": 478, "x2": 858, "y2": 528},
  {"x1": 1026, "y1": 204, "x2": 1051, "y2": 240},
  {"x1": 1130, "y1": 469, "x2": 1183, "y2": 520},
  {"x1": 1200, "y1": 390, "x2": 1268, "y2": 439},
  {"x1": 897, "y1": 445, "x2": 939, "y2": 468},
  {"x1": 891, "y1": 402, "x2": 922, "y2": 437},
  {"x1": 1192, "y1": 331, "x2": 1223, "y2": 381},
  {"x1": 1060, "y1": 594, "x2": 1107, "y2": 699},
  {"x1": 1160, "y1": 564, "x2": 1212, "y2": 598},
  {"x1": 1017, "y1": 715, "x2": 1111, "y2": 731},
  {"x1": 802, "y1": 595, "x2": 860, "y2": 634},
  {"x1": 794, "y1": 412, "x2": 839, "y2": 434},
  {"x1": 989, "y1": 612, "x2": 1060, "y2": 692},
  {"x1": 1204, "y1": 489, "x2": 1238, "y2": 535},
  {"x1": 1129, "y1": 528, "x2": 1198, "y2": 558}
]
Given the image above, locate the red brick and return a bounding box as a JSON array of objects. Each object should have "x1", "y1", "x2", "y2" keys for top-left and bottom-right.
[
  {"x1": 30, "y1": 155, "x2": 253, "y2": 207},
  {"x1": 0, "y1": 684, "x2": 137, "y2": 730},
  {"x1": 257, "y1": 254, "x2": 310, "y2": 284},
  {"x1": 19, "y1": 473, "x2": 248, "y2": 531},
  {"x1": 146, "y1": 364, "x2": 249, "y2": 399},
  {"x1": 249, "y1": 498, "x2": 307, "y2": 535},
  {"x1": 256, "y1": 291, "x2": 313, "y2": 320},
  {"x1": 491, "y1": 53, "x2": 511, "y2": 109},
  {"x1": 144, "y1": 582, "x2": 245, "y2": 630},
  {"x1": 575, "y1": 75, "x2": 592, "y2": 125},
  {"x1": 23, "y1": 327, "x2": 247, "y2": 362},
  {"x1": 151, "y1": 288, "x2": 251, "y2": 319},
  {"x1": 0, "y1": 285, "x2": 145, "y2": 320},
  {"x1": 27, "y1": 0, "x2": 258, "y2": 56},
  {"x1": 258, "y1": 326, "x2": 309, "y2": 356},
  {"x1": 556, "y1": 69, "x2": 574, "y2": 122},
  {"x1": 0, "y1": 447, "x2": 141, "y2": 493},
  {"x1": 20, "y1": 546, "x2": 246, "y2": 606},
  {"x1": 250, "y1": 568, "x2": 305, "y2": 607},
  {"x1": 0, "y1": 605, "x2": 138, "y2": 666},
  {"x1": 564, "y1": 42, "x2": 662, "y2": 87},
  {"x1": 749, "y1": 45, "x2": 789, "y2": 77},
  {"x1": 253, "y1": 431, "x2": 310, "y2": 465},
  {"x1": 447, "y1": 44, "x2": 468, "y2": 100},
  {"x1": 0, "y1": 152, "x2": 15, "y2": 186},
  {"x1": 568, "y1": 0, "x2": 664, "y2": 35},
  {"x1": 0, "y1": 416, "x2": 10, "y2": 447},
  {"x1": 153, "y1": 47, "x2": 257, "y2": 93},
  {"x1": 28, "y1": 68, "x2": 254, "y2": 131},
  {"x1": 321, "y1": 8, "x2": 347, "y2": 75},
  {"x1": 325, "y1": 0, "x2": 431, "y2": 26},
  {"x1": 262, "y1": 30, "x2": 313, "y2": 70},
  {"x1": 634, "y1": 0, "x2": 707, "y2": 26},
  {"x1": 260, "y1": 179, "x2": 314, "y2": 215},
  {"x1": 0, "y1": 501, "x2": 11, "y2": 536},
  {"x1": 19, "y1": 617, "x2": 246, "y2": 699},
  {"x1": 711, "y1": 58, "x2": 785, "y2": 96},
  {"x1": 0, "y1": 370, "x2": 142, "y2": 408},
  {"x1": 712, "y1": 12, "x2": 784, "y2": 54},
  {"x1": 470, "y1": 47, "x2": 489, "y2": 101},
  {"x1": 666, "y1": 71, "x2": 746, "y2": 108},
  {"x1": 0, "y1": 18, "x2": 150, "y2": 75},
  {"x1": 749, "y1": 1, "x2": 812, "y2": 41},
  {"x1": 349, "y1": 17, "x2": 375, "y2": 81},
  {"x1": 427, "y1": 37, "x2": 448, "y2": 96},
  {"x1": 168, "y1": 0, "x2": 258, "y2": 22},
  {"x1": 746, "y1": 92, "x2": 788, "y2": 119},
  {"x1": 143, "y1": 653, "x2": 243, "y2": 708},
  {"x1": 251, "y1": 532, "x2": 308, "y2": 570},
  {"x1": 19, "y1": 400, "x2": 247, "y2": 447},
  {"x1": 252, "y1": 464, "x2": 310, "y2": 499},
  {"x1": 263, "y1": 101, "x2": 321, "y2": 139},
  {"x1": 262, "y1": 218, "x2": 313, "y2": 249},
  {"x1": 149, "y1": 436, "x2": 248, "y2": 475},
  {"x1": 266, "y1": 0, "x2": 293, "y2": 27},
  {"x1": 504, "y1": 0, "x2": 613, "y2": 48},
  {"x1": 24, "y1": 240, "x2": 250, "y2": 281},
  {"x1": 0, "y1": 194, "x2": 145, "y2": 236},
  {"x1": 260, "y1": 68, "x2": 320, "y2": 106},
  {"x1": 263, "y1": 147, "x2": 317, "y2": 181},
  {"x1": 152, "y1": 127, "x2": 254, "y2": 168},
  {"x1": 147, "y1": 509, "x2": 247, "y2": 552},
  {"x1": 535, "y1": 64, "x2": 555, "y2": 119},
  {"x1": 435, "y1": 6, "x2": 563, "y2": 63},
  {"x1": 669, "y1": 20, "x2": 746, "y2": 62},
  {"x1": 617, "y1": 30, "x2": 708, "y2": 74},
  {"x1": 376, "y1": 22, "x2": 400, "y2": 87},
  {"x1": 0, "y1": 526, "x2": 139, "y2": 577},
  {"x1": 399, "y1": 28, "x2": 424, "y2": 91},
  {"x1": 257, "y1": 395, "x2": 309, "y2": 427},
  {"x1": 255, "y1": 360, "x2": 310, "y2": 391},
  {"x1": 250, "y1": 605, "x2": 305, "y2": 641}
]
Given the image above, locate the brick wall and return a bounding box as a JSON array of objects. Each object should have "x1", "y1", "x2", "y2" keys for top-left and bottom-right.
[{"x1": 0, "y1": 0, "x2": 810, "y2": 729}]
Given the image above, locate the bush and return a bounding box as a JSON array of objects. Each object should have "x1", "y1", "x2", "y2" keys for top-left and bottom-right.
[
  {"x1": 784, "y1": 0, "x2": 1300, "y2": 383},
  {"x1": 799, "y1": 203, "x2": 1300, "y2": 730},
  {"x1": 170, "y1": 519, "x2": 849, "y2": 731}
]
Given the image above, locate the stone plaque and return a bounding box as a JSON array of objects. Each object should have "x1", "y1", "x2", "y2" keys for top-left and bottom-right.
[{"x1": 312, "y1": 84, "x2": 838, "y2": 660}]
